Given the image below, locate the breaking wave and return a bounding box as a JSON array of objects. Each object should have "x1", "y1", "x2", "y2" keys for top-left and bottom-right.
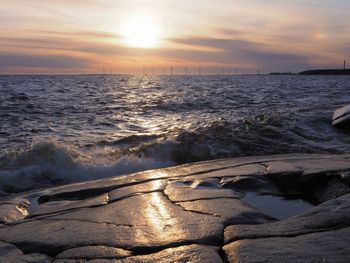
[
  {"x1": 0, "y1": 141, "x2": 173, "y2": 194},
  {"x1": 0, "y1": 114, "x2": 341, "y2": 194}
]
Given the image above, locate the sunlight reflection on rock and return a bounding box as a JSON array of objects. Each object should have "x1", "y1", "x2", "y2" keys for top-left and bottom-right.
[{"x1": 145, "y1": 191, "x2": 176, "y2": 239}]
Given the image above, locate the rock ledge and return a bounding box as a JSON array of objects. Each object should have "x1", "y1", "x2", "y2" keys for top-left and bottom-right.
[{"x1": 0, "y1": 154, "x2": 350, "y2": 262}]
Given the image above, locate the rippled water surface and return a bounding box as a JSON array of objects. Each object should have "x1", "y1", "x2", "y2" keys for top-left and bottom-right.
[{"x1": 1, "y1": 75, "x2": 350, "y2": 192}]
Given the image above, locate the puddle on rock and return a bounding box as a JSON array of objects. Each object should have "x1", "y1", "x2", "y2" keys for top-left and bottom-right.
[{"x1": 242, "y1": 192, "x2": 314, "y2": 220}]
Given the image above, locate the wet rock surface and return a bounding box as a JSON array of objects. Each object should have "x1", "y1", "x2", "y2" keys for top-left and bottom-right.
[{"x1": 0, "y1": 154, "x2": 350, "y2": 262}]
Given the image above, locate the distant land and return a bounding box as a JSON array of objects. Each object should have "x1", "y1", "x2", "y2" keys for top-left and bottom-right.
[
  {"x1": 270, "y1": 72, "x2": 296, "y2": 75},
  {"x1": 269, "y1": 69, "x2": 350, "y2": 76},
  {"x1": 299, "y1": 69, "x2": 350, "y2": 75},
  {"x1": 269, "y1": 61, "x2": 350, "y2": 76}
]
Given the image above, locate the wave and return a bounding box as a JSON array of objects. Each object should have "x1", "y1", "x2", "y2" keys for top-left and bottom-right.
[
  {"x1": 132, "y1": 114, "x2": 336, "y2": 163},
  {"x1": 0, "y1": 114, "x2": 342, "y2": 194},
  {"x1": 0, "y1": 141, "x2": 174, "y2": 194}
]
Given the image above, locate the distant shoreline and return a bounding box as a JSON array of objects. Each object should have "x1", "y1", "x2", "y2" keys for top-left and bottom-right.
[{"x1": 299, "y1": 69, "x2": 350, "y2": 75}]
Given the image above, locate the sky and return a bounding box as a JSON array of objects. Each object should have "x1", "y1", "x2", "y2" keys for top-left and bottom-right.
[{"x1": 1, "y1": 0, "x2": 350, "y2": 74}]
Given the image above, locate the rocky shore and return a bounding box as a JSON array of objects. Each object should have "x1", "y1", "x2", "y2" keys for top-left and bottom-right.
[{"x1": 0, "y1": 154, "x2": 350, "y2": 262}]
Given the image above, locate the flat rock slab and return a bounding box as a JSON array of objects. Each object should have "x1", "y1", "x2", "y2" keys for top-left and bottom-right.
[
  {"x1": 0, "y1": 154, "x2": 350, "y2": 262},
  {"x1": 55, "y1": 245, "x2": 132, "y2": 260},
  {"x1": 224, "y1": 193, "x2": 350, "y2": 244},
  {"x1": 224, "y1": 227, "x2": 350, "y2": 263},
  {"x1": 52, "y1": 245, "x2": 222, "y2": 263},
  {"x1": 0, "y1": 240, "x2": 51, "y2": 263}
]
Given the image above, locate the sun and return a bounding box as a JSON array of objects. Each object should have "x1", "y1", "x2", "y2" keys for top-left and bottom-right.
[{"x1": 122, "y1": 14, "x2": 160, "y2": 48}]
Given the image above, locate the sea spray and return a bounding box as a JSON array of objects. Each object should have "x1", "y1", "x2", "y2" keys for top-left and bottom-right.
[{"x1": 0, "y1": 140, "x2": 174, "y2": 193}]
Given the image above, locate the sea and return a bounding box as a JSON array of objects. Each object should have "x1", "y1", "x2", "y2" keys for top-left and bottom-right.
[{"x1": 1, "y1": 74, "x2": 350, "y2": 194}]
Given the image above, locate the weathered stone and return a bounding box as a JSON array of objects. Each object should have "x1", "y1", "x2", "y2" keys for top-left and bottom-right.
[
  {"x1": 38, "y1": 158, "x2": 243, "y2": 199},
  {"x1": 108, "y1": 179, "x2": 167, "y2": 202},
  {"x1": 0, "y1": 192, "x2": 225, "y2": 256},
  {"x1": 224, "y1": 227, "x2": 350, "y2": 263},
  {"x1": 266, "y1": 156, "x2": 350, "y2": 177},
  {"x1": 30, "y1": 180, "x2": 167, "y2": 219},
  {"x1": 224, "y1": 193, "x2": 350, "y2": 244},
  {"x1": 30, "y1": 193, "x2": 109, "y2": 218},
  {"x1": 30, "y1": 180, "x2": 167, "y2": 220},
  {"x1": 164, "y1": 179, "x2": 239, "y2": 202},
  {"x1": 183, "y1": 164, "x2": 265, "y2": 181},
  {"x1": 54, "y1": 245, "x2": 222, "y2": 263},
  {"x1": 0, "y1": 240, "x2": 51, "y2": 263},
  {"x1": 0, "y1": 154, "x2": 349, "y2": 262},
  {"x1": 55, "y1": 245, "x2": 131, "y2": 259},
  {"x1": 116, "y1": 245, "x2": 222, "y2": 263},
  {"x1": 52, "y1": 260, "x2": 81, "y2": 263},
  {"x1": 177, "y1": 198, "x2": 274, "y2": 224},
  {"x1": 220, "y1": 175, "x2": 280, "y2": 195},
  {"x1": 0, "y1": 219, "x2": 134, "y2": 256}
]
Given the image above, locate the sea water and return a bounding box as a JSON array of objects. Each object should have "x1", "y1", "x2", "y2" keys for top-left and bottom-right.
[{"x1": 1, "y1": 74, "x2": 350, "y2": 193}]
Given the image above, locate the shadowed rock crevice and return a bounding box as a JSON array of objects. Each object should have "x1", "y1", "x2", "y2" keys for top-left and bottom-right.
[
  {"x1": 218, "y1": 246, "x2": 229, "y2": 263},
  {"x1": 126, "y1": 241, "x2": 220, "y2": 257},
  {"x1": 265, "y1": 169, "x2": 350, "y2": 205},
  {"x1": 44, "y1": 218, "x2": 134, "y2": 228}
]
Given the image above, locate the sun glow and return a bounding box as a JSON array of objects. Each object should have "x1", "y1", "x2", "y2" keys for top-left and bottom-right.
[{"x1": 122, "y1": 14, "x2": 160, "y2": 48}]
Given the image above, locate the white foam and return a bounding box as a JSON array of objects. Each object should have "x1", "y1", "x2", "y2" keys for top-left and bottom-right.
[{"x1": 0, "y1": 141, "x2": 174, "y2": 193}]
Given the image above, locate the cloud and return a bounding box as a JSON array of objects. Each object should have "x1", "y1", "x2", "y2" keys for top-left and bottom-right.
[
  {"x1": 0, "y1": 53, "x2": 92, "y2": 69},
  {"x1": 167, "y1": 35, "x2": 310, "y2": 70},
  {"x1": 0, "y1": 31, "x2": 311, "y2": 73},
  {"x1": 1, "y1": 0, "x2": 350, "y2": 73},
  {"x1": 0, "y1": 25, "x2": 345, "y2": 73}
]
